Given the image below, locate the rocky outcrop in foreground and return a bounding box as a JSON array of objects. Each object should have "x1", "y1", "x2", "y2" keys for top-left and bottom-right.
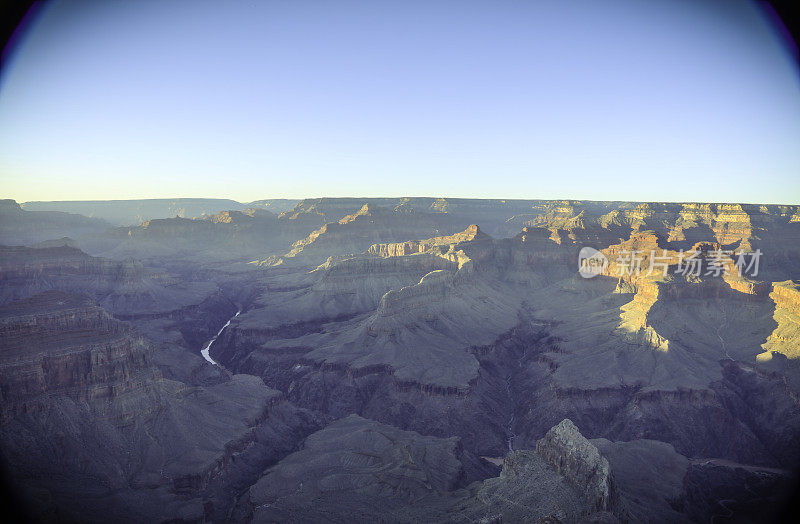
[
  {"x1": 536, "y1": 419, "x2": 616, "y2": 513},
  {"x1": 238, "y1": 415, "x2": 615, "y2": 523},
  {"x1": 241, "y1": 415, "x2": 796, "y2": 523}
]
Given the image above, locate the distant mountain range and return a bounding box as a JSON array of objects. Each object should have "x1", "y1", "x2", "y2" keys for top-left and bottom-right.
[{"x1": 20, "y1": 197, "x2": 301, "y2": 226}]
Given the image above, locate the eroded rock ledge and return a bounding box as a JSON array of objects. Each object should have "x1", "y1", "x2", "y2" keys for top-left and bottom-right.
[{"x1": 536, "y1": 419, "x2": 616, "y2": 513}]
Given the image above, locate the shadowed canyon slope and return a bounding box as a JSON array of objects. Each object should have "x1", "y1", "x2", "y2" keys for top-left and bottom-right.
[{"x1": 1, "y1": 197, "x2": 799, "y2": 521}]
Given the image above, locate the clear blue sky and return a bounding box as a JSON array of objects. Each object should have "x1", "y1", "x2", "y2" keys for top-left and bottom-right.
[{"x1": 1, "y1": 0, "x2": 798, "y2": 203}]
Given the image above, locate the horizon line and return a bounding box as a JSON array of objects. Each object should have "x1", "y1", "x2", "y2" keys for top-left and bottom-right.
[{"x1": 12, "y1": 196, "x2": 800, "y2": 207}]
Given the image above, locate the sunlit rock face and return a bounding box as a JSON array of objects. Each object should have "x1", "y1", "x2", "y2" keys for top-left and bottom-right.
[
  {"x1": 1, "y1": 198, "x2": 799, "y2": 521},
  {"x1": 261, "y1": 203, "x2": 473, "y2": 268}
]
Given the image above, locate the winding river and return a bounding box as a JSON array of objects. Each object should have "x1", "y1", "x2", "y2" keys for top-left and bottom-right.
[{"x1": 201, "y1": 310, "x2": 240, "y2": 366}]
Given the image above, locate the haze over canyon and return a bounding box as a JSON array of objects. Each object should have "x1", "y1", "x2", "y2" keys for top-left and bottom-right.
[{"x1": 1, "y1": 196, "x2": 798, "y2": 522}]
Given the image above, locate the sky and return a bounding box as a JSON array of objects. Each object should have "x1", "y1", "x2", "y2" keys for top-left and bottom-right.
[{"x1": 0, "y1": 0, "x2": 798, "y2": 204}]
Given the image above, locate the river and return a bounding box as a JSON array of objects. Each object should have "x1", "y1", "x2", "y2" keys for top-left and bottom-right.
[{"x1": 201, "y1": 310, "x2": 240, "y2": 366}]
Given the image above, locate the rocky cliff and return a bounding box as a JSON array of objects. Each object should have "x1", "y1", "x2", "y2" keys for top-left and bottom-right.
[
  {"x1": 238, "y1": 416, "x2": 630, "y2": 523},
  {"x1": 0, "y1": 291, "x2": 326, "y2": 521},
  {"x1": 0, "y1": 244, "x2": 237, "y2": 351},
  {"x1": 261, "y1": 203, "x2": 471, "y2": 267},
  {"x1": 0, "y1": 291, "x2": 160, "y2": 422},
  {"x1": 536, "y1": 419, "x2": 615, "y2": 512}
]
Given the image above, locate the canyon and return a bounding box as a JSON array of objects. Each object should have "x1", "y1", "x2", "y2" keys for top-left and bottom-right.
[{"x1": 1, "y1": 197, "x2": 798, "y2": 522}]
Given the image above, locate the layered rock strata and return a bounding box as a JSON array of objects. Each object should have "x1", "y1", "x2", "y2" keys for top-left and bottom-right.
[{"x1": 536, "y1": 419, "x2": 615, "y2": 512}]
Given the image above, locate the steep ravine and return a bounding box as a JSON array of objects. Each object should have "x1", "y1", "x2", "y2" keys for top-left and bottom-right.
[
  {"x1": 203, "y1": 310, "x2": 241, "y2": 365},
  {"x1": 213, "y1": 316, "x2": 557, "y2": 457},
  {"x1": 214, "y1": 304, "x2": 800, "y2": 470}
]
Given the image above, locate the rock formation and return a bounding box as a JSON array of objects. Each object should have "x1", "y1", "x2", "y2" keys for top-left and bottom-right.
[
  {"x1": 536, "y1": 419, "x2": 615, "y2": 512},
  {"x1": 0, "y1": 291, "x2": 326, "y2": 522},
  {"x1": 257, "y1": 203, "x2": 471, "y2": 268},
  {"x1": 2, "y1": 197, "x2": 799, "y2": 521}
]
